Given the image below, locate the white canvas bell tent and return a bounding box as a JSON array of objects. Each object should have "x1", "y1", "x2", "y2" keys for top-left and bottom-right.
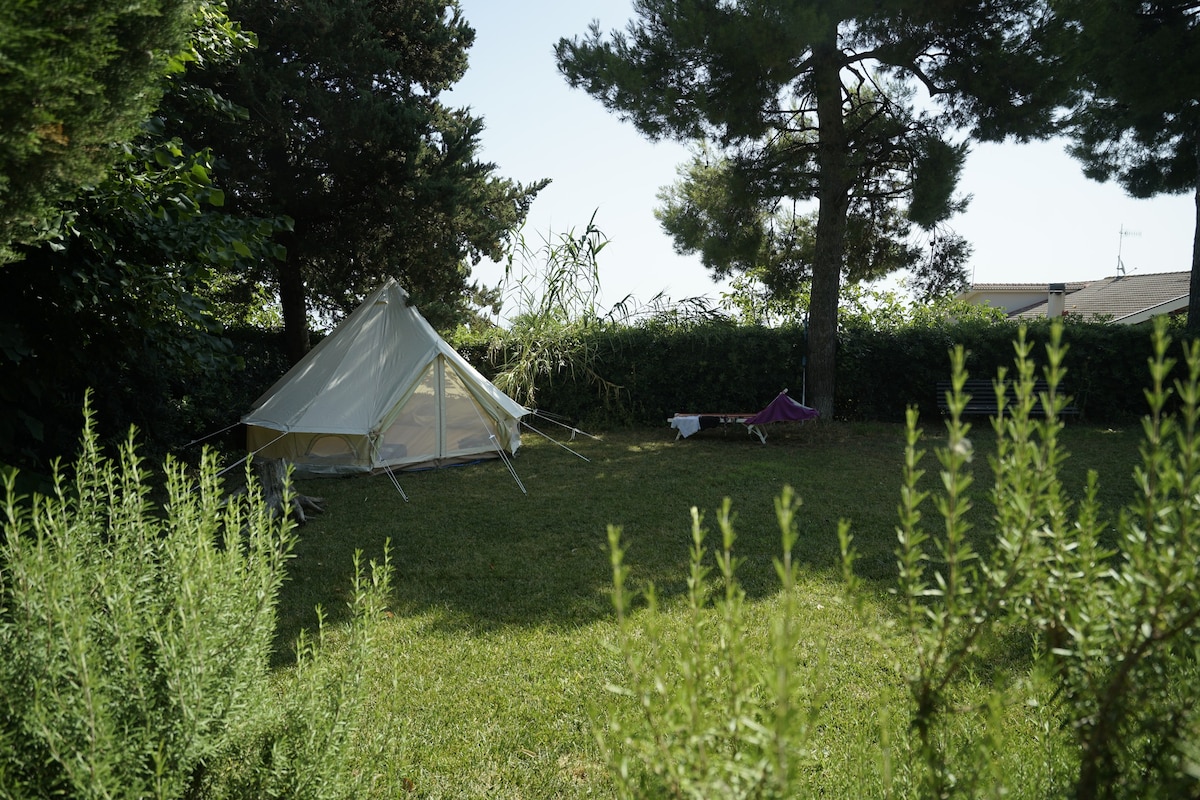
[{"x1": 242, "y1": 280, "x2": 528, "y2": 478}]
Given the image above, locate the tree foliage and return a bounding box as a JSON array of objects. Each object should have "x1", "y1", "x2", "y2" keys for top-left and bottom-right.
[
  {"x1": 2, "y1": 0, "x2": 545, "y2": 473},
  {"x1": 0, "y1": 130, "x2": 286, "y2": 474},
  {"x1": 0, "y1": 0, "x2": 202, "y2": 261},
  {"x1": 656, "y1": 141, "x2": 972, "y2": 307},
  {"x1": 1052, "y1": 0, "x2": 1200, "y2": 329},
  {"x1": 178, "y1": 0, "x2": 547, "y2": 361},
  {"x1": 0, "y1": 5, "x2": 285, "y2": 476},
  {"x1": 556, "y1": 0, "x2": 1057, "y2": 418}
]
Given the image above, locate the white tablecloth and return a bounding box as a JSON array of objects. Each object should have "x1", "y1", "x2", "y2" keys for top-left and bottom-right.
[{"x1": 668, "y1": 414, "x2": 703, "y2": 438}]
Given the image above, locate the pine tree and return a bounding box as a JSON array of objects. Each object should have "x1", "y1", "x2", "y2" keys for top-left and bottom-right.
[
  {"x1": 556, "y1": 0, "x2": 1063, "y2": 418},
  {"x1": 181, "y1": 0, "x2": 546, "y2": 360},
  {"x1": 1054, "y1": 0, "x2": 1200, "y2": 329},
  {"x1": 0, "y1": 0, "x2": 199, "y2": 261}
]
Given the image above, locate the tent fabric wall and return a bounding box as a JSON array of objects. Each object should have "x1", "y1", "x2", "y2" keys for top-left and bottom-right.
[{"x1": 242, "y1": 280, "x2": 527, "y2": 476}]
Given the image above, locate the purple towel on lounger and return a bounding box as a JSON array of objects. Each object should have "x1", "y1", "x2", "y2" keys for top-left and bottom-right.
[{"x1": 744, "y1": 391, "x2": 819, "y2": 425}]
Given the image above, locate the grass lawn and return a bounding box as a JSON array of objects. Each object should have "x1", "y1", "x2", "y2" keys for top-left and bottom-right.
[{"x1": 279, "y1": 417, "x2": 1143, "y2": 798}]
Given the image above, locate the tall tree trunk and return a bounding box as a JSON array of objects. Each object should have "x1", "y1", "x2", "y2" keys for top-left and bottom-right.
[
  {"x1": 1188, "y1": 143, "x2": 1200, "y2": 334},
  {"x1": 263, "y1": 140, "x2": 311, "y2": 364},
  {"x1": 808, "y1": 30, "x2": 853, "y2": 420},
  {"x1": 277, "y1": 252, "x2": 310, "y2": 364}
]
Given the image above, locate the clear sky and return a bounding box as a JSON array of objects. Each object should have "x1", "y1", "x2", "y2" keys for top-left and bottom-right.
[{"x1": 446, "y1": 0, "x2": 1196, "y2": 314}]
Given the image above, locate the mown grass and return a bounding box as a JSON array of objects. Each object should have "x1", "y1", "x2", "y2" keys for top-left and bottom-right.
[{"x1": 277, "y1": 417, "x2": 1143, "y2": 798}]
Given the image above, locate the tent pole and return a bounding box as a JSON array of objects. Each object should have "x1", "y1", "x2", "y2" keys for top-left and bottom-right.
[
  {"x1": 490, "y1": 434, "x2": 527, "y2": 494},
  {"x1": 801, "y1": 356, "x2": 807, "y2": 406},
  {"x1": 382, "y1": 464, "x2": 409, "y2": 502}
]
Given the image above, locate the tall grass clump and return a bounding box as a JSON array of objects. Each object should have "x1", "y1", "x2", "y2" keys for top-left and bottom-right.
[{"x1": 0, "y1": 397, "x2": 393, "y2": 800}]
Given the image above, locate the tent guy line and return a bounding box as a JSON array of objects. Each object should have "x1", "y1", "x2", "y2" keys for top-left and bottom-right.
[
  {"x1": 490, "y1": 434, "x2": 528, "y2": 495},
  {"x1": 216, "y1": 428, "x2": 289, "y2": 481},
  {"x1": 521, "y1": 416, "x2": 593, "y2": 463},
  {"x1": 380, "y1": 462, "x2": 409, "y2": 502}
]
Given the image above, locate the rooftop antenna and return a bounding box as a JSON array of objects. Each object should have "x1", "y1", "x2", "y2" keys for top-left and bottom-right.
[{"x1": 1117, "y1": 224, "x2": 1141, "y2": 276}]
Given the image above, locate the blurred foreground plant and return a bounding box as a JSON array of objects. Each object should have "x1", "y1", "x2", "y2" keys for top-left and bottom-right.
[
  {"x1": 600, "y1": 490, "x2": 826, "y2": 799},
  {"x1": 600, "y1": 318, "x2": 1200, "y2": 798},
  {"x1": 0, "y1": 396, "x2": 393, "y2": 800},
  {"x1": 850, "y1": 318, "x2": 1200, "y2": 798}
]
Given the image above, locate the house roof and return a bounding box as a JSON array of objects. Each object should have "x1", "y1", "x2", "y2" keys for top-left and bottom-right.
[
  {"x1": 967, "y1": 281, "x2": 1090, "y2": 293},
  {"x1": 1008, "y1": 271, "x2": 1190, "y2": 323},
  {"x1": 957, "y1": 281, "x2": 1092, "y2": 314}
]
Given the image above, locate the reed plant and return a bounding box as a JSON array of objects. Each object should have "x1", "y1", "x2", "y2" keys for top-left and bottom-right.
[{"x1": 488, "y1": 211, "x2": 622, "y2": 408}]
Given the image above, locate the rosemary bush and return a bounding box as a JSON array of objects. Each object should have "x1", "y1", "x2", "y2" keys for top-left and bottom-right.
[
  {"x1": 874, "y1": 319, "x2": 1200, "y2": 798},
  {"x1": 200, "y1": 549, "x2": 395, "y2": 800},
  {"x1": 600, "y1": 490, "x2": 826, "y2": 799},
  {"x1": 599, "y1": 319, "x2": 1200, "y2": 798},
  {"x1": 0, "y1": 400, "x2": 393, "y2": 800},
  {"x1": 0, "y1": 403, "x2": 292, "y2": 798}
]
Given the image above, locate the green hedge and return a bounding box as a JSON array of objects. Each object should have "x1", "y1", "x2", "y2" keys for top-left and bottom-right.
[
  {"x1": 834, "y1": 318, "x2": 1175, "y2": 424},
  {"x1": 460, "y1": 321, "x2": 807, "y2": 426},
  {"x1": 9, "y1": 313, "x2": 1178, "y2": 477},
  {"x1": 459, "y1": 318, "x2": 1191, "y2": 427}
]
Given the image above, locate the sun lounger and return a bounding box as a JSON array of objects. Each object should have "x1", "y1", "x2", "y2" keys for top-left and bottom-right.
[
  {"x1": 668, "y1": 391, "x2": 818, "y2": 444},
  {"x1": 668, "y1": 412, "x2": 767, "y2": 443}
]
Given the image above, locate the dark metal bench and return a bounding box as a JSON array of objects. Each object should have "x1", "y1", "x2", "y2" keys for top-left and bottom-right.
[{"x1": 936, "y1": 379, "x2": 1079, "y2": 417}]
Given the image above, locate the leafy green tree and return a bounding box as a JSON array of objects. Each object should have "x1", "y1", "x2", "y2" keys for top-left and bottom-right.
[
  {"x1": 556, "y1": 0, "x2": 1061, "y2": 418},
  {"x1": 656, "y1": 142, "x2": 972, "y2": 309},
  {"x1": 0, "y1": 0, "x2": 202, "y2": 261},
  {"x1": 0, "y1": 5, "x2": 287, "y2": 475},
  {"x1": 1052, "y1": 0, "x2": 1200, "y2": 330},
  {"x1": 0, "y1": 129, "x2": 287, "y2": 474},
  {"x1": 179, "y1": 0, "x2": 547, "y2": 361}
]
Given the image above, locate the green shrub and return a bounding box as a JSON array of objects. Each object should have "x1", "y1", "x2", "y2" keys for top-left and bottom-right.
[
  {"x1": 0, "y1": 398, "x2": 394, "y2": 800},
  {"x1": 198, "y1": 550, "x2": 395, "y2": 800},
  {"x1": 0, "y1": 399, "x2": 293, "y2": 798}
]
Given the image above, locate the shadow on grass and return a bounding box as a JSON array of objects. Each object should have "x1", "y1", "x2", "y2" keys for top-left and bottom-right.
[{"x1": 272, "y1": 420, "x2": 1142, "y2": 663}]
